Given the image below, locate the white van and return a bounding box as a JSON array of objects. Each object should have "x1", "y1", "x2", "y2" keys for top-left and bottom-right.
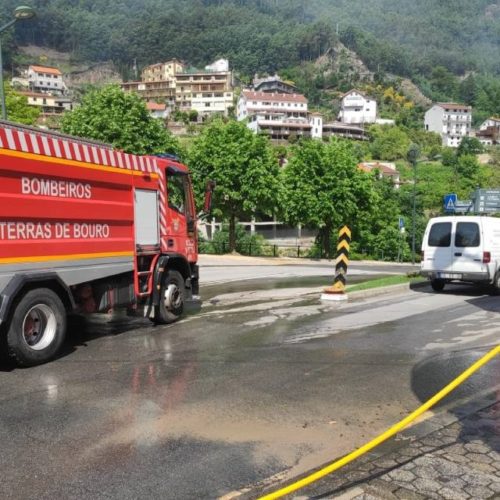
[{"x1": 421, "y1": 216, "x2": 500, "y2": 292}]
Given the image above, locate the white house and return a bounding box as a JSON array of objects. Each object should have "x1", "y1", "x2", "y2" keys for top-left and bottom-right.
[
  {"x1": 237, "y1": 90, "x2": 310, "y2": 140},
  {"x1": 479, "y1": 117, "x2": 500, "y2": 131},
  {"x1": 338, "y1": 89, "x2": 377, "y2": 124},
  {"x1": 21, "y1": 91, "x2": 73, "y2": 113},
  {"x1": 424, "y1": 103, "x2": 472, "y2": 148},
  {"x1": 205, "y1": 59, "x2": 229, "y2": 72},
  {"x1": 358, "y1": 162, "x2": 400, "y2": 188},
  {"x1": 237, "y1": 91, "x2": 308, "y2": 121},
  {"x1": 476, "y1": 117, "x2": 500, "y2": 146},
  {"x1": 309, "y1": 113, "x2": 323, "y2": 139},
  {"x1": 28, "y1": 65, "x2": 66, "y2": 95},
  {"x1": 146, "y1": 101, "x2": 169, "y2": 119}
]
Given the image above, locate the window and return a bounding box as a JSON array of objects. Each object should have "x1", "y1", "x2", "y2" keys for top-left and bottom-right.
[
  {"x1": 455, "y1": 222, "x2": 480, "y2": 247},
  {"x1": 167, "y1": 172, "x2": 193, "y2": 224},
  {"x1": 428, "y1": 222, "x2": 452, "y2": 247}
]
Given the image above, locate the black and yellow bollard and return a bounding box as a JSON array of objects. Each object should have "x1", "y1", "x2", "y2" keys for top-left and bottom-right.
[{"x1": 321, "y1": 225, "x2": 351, "y2": 301}]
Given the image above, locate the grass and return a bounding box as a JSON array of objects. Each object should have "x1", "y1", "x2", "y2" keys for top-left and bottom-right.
[{"x1": 346, "y1": 275, "x2": 425, "y2": 293}]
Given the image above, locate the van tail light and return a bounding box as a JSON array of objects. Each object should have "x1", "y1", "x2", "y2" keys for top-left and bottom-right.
[
  {"x1": 421, "y1": 251, "x2": 424, "y2": 261},
  {"x1": 483, "y1": 251, "x2": 491, "y2": 264}
]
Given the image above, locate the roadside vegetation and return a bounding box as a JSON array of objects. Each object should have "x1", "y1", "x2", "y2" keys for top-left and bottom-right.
[
  {"x1": 346, "y1": 275, "x2": 425, "y2": 293},
  {"x1": 56, "y1": 85, "x2": 500, "y2": 261},
  {"x1": 3, "y1": 0, "x2": 499, "y2": 262}
]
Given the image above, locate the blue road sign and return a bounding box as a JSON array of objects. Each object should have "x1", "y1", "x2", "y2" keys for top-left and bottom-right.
[
  {"x1": 398, "y1": 217, "x2": 405, "y2": 229},
  {"x1": 443, "y1": 193, "x2": 457, "y2": 212}
]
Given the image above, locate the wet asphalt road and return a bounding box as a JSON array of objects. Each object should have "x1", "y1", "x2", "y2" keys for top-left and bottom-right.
[{"x1": 0, "y1": 267, "x2": 498, "y2": 499}]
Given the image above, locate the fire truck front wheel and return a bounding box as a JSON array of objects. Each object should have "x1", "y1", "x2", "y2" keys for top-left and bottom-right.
[
  {"x1": 6, "y1": 288, "x2": 67, "y2": 367},
  {"x1": 154, "y1": 270, "x2": 185, "y2": 324}
]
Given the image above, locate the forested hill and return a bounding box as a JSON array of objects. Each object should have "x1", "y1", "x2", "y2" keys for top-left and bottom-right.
[
  {"x1": 311, "y1": 0, "x2": 500, "y2": 77},
  {"x1": 3, "y1": 0, "x2": 500, "y2": 80}
]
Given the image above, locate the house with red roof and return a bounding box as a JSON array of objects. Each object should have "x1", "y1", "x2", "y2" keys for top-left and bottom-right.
[{"x1": 27, "y1": 65, "x2": 67, "y2": 95}]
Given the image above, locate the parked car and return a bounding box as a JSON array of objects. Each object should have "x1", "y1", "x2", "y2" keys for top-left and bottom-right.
[{"x1": 420, "y1": 215, "x2": 500, "y2": 292}]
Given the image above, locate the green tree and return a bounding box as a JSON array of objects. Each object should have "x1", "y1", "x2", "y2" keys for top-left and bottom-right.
[
  {"x1": 356, "y1": 177, "x2": 410, "y2": 261},
  {"x1": 369, "y1": 125, "x2": 411, "y2": 161},
  {"x1": 280, "y1": 138, "x2": 373, "y2": 257},
  {"x1": 456, "y1": 154, "x2": 482, "y2": 194},
  {"x1": 61, "y1": 85, "x2": 179, "y2": 155},
  {"x1": 4, "y1": 85, "x2": 40, "y2": 125},
  {"x1": 457, "y1": 136, "x2": 483, "y2": 157},
  {"x1": 188, "y1": 119, "x2": 279, "y2": 252}
]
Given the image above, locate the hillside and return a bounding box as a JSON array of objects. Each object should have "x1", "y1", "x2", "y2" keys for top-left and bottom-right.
[
  {"x1": 309, "y1": 0, "x2": 500, "y2": 76},
  {"x1": 3, "y1": 0, "x2": 499, "y2": 78},
  {"x1": 2, "y1": 0, "x2": 499, "y2": 122}
]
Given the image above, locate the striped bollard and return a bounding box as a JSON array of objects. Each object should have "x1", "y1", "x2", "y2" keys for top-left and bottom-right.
[{"x1": 321, "y1": 225, "x2": 351, "y2": 301}]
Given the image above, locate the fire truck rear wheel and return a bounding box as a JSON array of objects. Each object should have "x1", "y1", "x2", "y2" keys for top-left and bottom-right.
[
  {"x1": 6, "y1": 288, "x2": 67, "y2": 367},
  {"x1": 155, "y1": 270, "x2": 185, "y2": 324}
]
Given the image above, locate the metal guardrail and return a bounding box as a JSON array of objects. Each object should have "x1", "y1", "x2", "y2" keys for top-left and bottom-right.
[{"x1": 199, "y1": 241, "x2": 320, "y2": 258}]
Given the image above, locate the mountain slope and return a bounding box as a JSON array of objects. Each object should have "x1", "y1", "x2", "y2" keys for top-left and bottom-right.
[{"x1": 3, "y1": 0, "x2": 498, "y2": 78}]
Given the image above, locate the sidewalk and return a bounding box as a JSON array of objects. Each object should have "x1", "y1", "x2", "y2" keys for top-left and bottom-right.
[{"x1": 262, "y1": 396, "x2": 500, "y2": 499}]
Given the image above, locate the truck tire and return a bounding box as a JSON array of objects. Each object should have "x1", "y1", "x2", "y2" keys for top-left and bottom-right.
[
  {"x1": 430, "y1": 279, "x2": 445, "y2": 292},
  {"x1": 154, "y1": 270, "x2": 185, "y2": 324},
  {"x1": 6, "y1": 288, "x2": 67, "y2": 367}
]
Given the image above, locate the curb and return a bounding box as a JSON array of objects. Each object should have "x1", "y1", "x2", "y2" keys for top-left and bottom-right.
[{"x1": 346, "y1": 280, "x2": 428, "y2": 300}]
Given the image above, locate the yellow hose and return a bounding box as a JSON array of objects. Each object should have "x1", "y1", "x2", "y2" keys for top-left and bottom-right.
[{"x1": 258, "y1": 344, "x2": 500, "y2": 500}]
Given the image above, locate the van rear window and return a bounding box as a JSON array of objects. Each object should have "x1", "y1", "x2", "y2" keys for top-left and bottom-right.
[
  {"x1": 428, "y1": 222, "x2": 452, "y2": 247},
  {"x1": 455, "y1": 222, "x2": 480, "y2": 247}
]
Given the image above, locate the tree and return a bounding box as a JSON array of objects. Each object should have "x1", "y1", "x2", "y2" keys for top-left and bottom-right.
[
  {"x1": 61, "y1": 85, "x2": 179, "y2": 155},
  {"x1": 369, "y1": 125, "x2": 411, "y2": 161},
  {"x1": 280, "y1": 138, "x2": 373, "y2": 257},
  {"x1": 188, "y1": 119, "x2": 279, "y2": 252},
  {"x1": 3, "y1": 85, "x2": 40, "y2": 126},
  {"x1": 456, "y1": 154, "x2": 482, "y2": 194},
  {"x1": 457, "y1": 136, "x2": 483, "y2": 157},
  {"x1": 355, "y1": 177, "x2": 409, "y2": 261}
]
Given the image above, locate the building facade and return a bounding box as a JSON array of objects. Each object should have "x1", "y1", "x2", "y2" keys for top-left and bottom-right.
[
  {"x1": 238, "y1": 90, "x2": 310, "y2": 140},
  {"x1": 424, "y1": 103, "x2": 472, "y2": 148},
  {"x1": 476, "y1": 117, "x2": 500, "y2": 146},
  {"x1": 175, "y1": 67, "x2": 233, "y2": 117},
  {"x1": 122, "y1": 59, "x2": 233, "y2": 117},
  {"x1": 146, "y1": 101, "x2": 169, "y2": 119},
  {"x1": 28, "y1": 65, "x2": 66, "y2": 95},
  {"x1": 239, "y1": 91, "x2": 368, "y2": 142},
  {"x1": 338, "y1": 89, "x2": 377, "y2": 124},
  {"x1": 121, "y1": 80, "x2": 177, "y2": 106},
  {"x1": 309, "y1": 114, "x2": 367, "y2": 141},
  {"x1": 253, "y1": 75, "x2": 297, "y2": 94},
  {"x1": 358, "y1": 162, "x2": 400, "y2": 188},
  {"x1": 141, "y1": 59, "x2": 185, "y2": 83}
]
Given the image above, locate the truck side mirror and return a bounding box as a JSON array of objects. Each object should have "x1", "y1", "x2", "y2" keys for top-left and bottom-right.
[{"x1": 203, "y1": 180, "x2": 216, "y2": 213}]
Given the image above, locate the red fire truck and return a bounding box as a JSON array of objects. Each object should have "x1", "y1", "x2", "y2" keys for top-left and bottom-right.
[{"x1": 0, "y1": 120, "x2": 211, "y2": 366}]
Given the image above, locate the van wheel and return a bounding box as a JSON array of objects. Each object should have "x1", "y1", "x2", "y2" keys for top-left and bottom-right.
[
  {"x1": 431, "y1": 279, "x2": 445, "y2": 292},
  {"x1": 154, "y1": 270, "x2": 185, "y2": 324},
  {"x1": 6, "y1": 288, "x2": 67, "y2": 367},
  {"x1": 488, "y1": 272, "x2": 500, "y2": 295}
]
